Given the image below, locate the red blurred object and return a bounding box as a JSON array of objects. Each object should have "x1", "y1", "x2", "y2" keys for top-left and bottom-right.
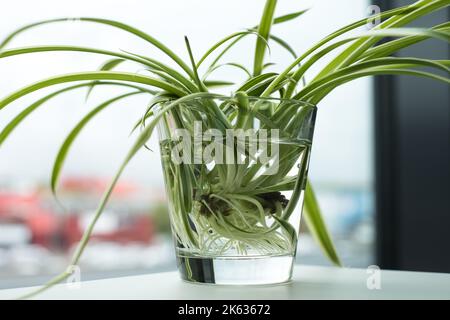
[
  {"x1": 0, "y1": 177, "x2": 155, "y2": 251},
  {"x1": 58, "y1": 177, "x2": 155, "y2": 247},
  {"x1": 0, "y1": 192, "x2": 57, "y2": 247},
  {"x1": 62, "y1": 214, "x2": 154, "y2": 248},
  {"x1": 60, "y1": 177, "x2": 137, "y2": 197},
  {"x1": 92, "y1": 216, "x2": 154, "y2": 244}
]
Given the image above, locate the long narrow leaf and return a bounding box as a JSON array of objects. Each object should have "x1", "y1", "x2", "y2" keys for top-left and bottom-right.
[
  {"x1": 51, "y1": 91, "x2": 144, "y2": 194},
  {"x1": 184, "y1": 36, "x2": 207, "y2": 91},
  {"x1": 314, "y1": 0, "x2": 449, "y2": 80},
  {"x1": 0, "y1": 82, "x2": 153, "y2": 147},
  {"x1": 0, "y1": 45, "x2": 157, "y2": 68},
  {"x1": 300, "y1": 68, "x2": 450, "y2": 103},
  {"x1": 85, "y1": 58, "x2": 126, "y2": 101},
  {"x1": 303, "y1": 181, "x2": 341, "y2": 266},
  {"x1": 196, "y1": 31, "x2": 255, "y2": 68},
  {"x1": 0, "y1": 71, "x2": 187, "y2": 111},
  {"x1": 121, "y1": 49, "x2": 198, "y2": 92},
  {"x1": 269, "y1": 34, "x2": 297, "y2": 58},
  {"x1": 196, "y1": 9, "x2": 307, "y2": 70},
  {"x1": 203, "y1": 62, "x2": 251, "y2": 80},
  {"x1": 0, "y1": 17, "x2": 195, "y2": 78},
  {"x1": 360, "y1": 22, "x2": 450, "y2": 61},
  {"x1": 253, "y1": 0, "x2": 277, "y2": 76},
  {"x1": 267, "y1": 27, "x2": 450, "y2": 98},
  {"x1": 203, "y1": 80, "x2": 235, "y2": 87},
  {"x1": 273, "y1": 9, "x2": 308, "y2": 25},
  {"x1": 260, "y1": 3, "x2": 428, "y2": 97},
  {"x1": 0, "y1": 46, "x2": 197, "y2": 94},
  {"x1": 296, "y1": 57, "x2": 449, "y2": 100}
]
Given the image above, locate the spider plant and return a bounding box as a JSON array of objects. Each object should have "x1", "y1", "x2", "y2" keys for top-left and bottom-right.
[{"x1": 0, "y1": 0, "x2": 448, "y2": 295}]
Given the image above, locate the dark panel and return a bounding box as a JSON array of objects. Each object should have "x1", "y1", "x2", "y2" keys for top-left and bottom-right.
[
  {"x1": 374, "y1": 1, "x2": 450, "y2": 272},
  {"x1": 374, "y1": 73, "x2": 398, "y2": 269}
]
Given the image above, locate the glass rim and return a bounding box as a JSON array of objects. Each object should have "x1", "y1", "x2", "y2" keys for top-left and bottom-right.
[
  {"x1": 161, "y1": 93, "x2": 317, "y2": 110},
  {"x1": 243, "y1": 95, "x2": 316, "y2": 109}
]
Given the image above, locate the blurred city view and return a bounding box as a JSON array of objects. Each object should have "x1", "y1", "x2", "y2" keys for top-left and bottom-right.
[
  {"x1": 0, "y1": 176, "x2": 173, "y2": 287},
  {"x1": 0, "y1": 175, "x2": 373, "y2": 288},
  {"x1": 0, "y1": 0, "x2": 374, "y2": 288}
]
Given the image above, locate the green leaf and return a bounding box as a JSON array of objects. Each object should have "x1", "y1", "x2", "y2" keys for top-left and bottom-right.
[
  {"x1": 198, "y1": 7, "x2": 304, "y2": 71},
  {"x1": 0, "y1": 45, "x2": 192, "y2": 85},
  {"x1": 263, "y1": 62, "x2": 276, "y2": 70},
  {"x1": 303, "y1": 181, "x2": 341, "y2": 266},
  {"x1": 184, "y1": 36, "x2": 207, "y2": 91},
  {"x1": 360, "y1": 22, "x2": 450, "y2": 61},
  {"x1": 253, "y1": 0, "x2": 278, "y2": 76},
  {"x1": 273, "y1": 9, "x2": 308, "y2": 25},
  {"x1": 203, "y1": 62, "x2": 251, "y2": 80},
  {"x1": 0, "y1": 45, "x2": 197, "y2": 93},
  {"x1": 273, "y1": 215, "x2": 297, "y2": 247},
  {"x1": 296, "y1": 57, "x2": 450, "y2": 101},
  {"x1": 0, "y1": 45, "x2": 156, "y2": 67},
  {"x1": 281, "y1": 27, "x2": 450, "y2": 98},
  {"x1": 0, "y1": 17, "x2": 195, "y2": 78},
  {"x1": 300, "y1": 68, "x2": 450, "y2": 103},
  {"x1": 51, "y1": 91, "x2": 143, "y2": 194},
  {"x1": 0, "y1": 71, "x2": 186, "y2": 111},
  {"x1": 314, "y1": 1, "x2": 450, "y2": 80},
  {"x1": 85, "y1": 58, "x2": 125, "y2": 101},
  {"x1": 261, "y1": 3, "x2": 433, "y2": 97},
  {"x1": 269, "y1": 34, "x2": 297, "y2": 58},
  {"x1": 196, "y1": 31, "x2": 255, "y2": 68},
  {"x1": 237, "y1": 72, "x2": 278, "y2": 92},
  {"x1": 203, "y1": 80, "x2": 235, "y2": 87},
  {"x1": 0, "y1": 82, "x2": 153, "y2": 147},
  {"x1": 359, "y1": 28, "x2": 449, "y2": 43},
  {"x1": 196, "y1": 8, "x2": 308, "y2": 70},
  {"x1": 121, "y1": 50, "x2": 199, "y2": 92},
  {"x1": 246, "y1": 74, "x2": 293, "y2": 96},
  {"x1": 130, "y1": 94, "x2": 172, "y2": 134}
]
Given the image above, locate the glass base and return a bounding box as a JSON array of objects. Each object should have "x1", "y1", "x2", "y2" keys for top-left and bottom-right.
[{"x1": 177, "y1": 253, "x2": 294, "y2": 285}]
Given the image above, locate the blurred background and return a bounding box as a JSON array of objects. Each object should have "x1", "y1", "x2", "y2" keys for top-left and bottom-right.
[{"x1": 0, "y1": 0, "x2": 448, "y2": 288}]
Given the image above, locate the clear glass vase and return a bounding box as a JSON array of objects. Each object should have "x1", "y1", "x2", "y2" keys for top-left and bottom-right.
[{"x1": 156, "y1": 95, "x2": 317, "y2": 285}]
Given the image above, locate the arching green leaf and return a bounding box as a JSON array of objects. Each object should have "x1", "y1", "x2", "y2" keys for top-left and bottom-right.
[
  {"x1": 0, "y1": 82, "x2": 153, "y2": 147},
  {"x1": 51, "y1": 91, "x2": 144, "y2": 194},
  {"x1": 0, "y1": 71, "x2": 186, "y2": 111}
]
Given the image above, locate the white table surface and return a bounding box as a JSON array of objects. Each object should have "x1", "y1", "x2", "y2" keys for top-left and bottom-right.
[{"x1": 1, "y1": 265, "x2": 449, "y2": 300}]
